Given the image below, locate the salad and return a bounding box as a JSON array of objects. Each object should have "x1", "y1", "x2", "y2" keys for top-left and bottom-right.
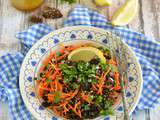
[{"x1": 35, "y1": 44, "x2": 122, "y2": 119}]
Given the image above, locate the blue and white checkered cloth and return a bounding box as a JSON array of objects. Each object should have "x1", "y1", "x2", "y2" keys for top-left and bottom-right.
[{"x1": 0, "y1": 5, "x2": 160, "y2": 120}]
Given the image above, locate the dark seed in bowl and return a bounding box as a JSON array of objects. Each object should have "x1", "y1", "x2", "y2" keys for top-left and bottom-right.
[
  {"x1": 63, "y1": 87, "x2": 70, "y2": 93},
  {"x1": 34, "y1": 77, "x2": 38, "y2": 80},
  {"x1": 42, "y1": 95, "x2": 48, "y2": 101},
  {"x1": 43, "y1": 66, "x2": 48, "y2": 71},
  {"x1": 116, "y1": 90, "x2": 121, "y2": 93},
  {"x1": 81, "y1": 83, "x2": 91, "y2": 91},
  {"x1": 65, "y1": 60, "x2": 77, "y2": 66},
  {"x1": 104, "y1": 55, "x2": 111, "y2": 59},
  {"x1": 90, "y1": 58, "x2": 100, "y2": 65},
  {"x1": 40, "y1": 72, "x2": 45, "y2": 77},
  {"x1": 41, "y1": 101, "x2": 52, "y2": 107},
  {"x1": 59, "y1": 79, "x2": 64, "y2": 84},
  {"x1": 97, "y1": 68, "x2": 103, "y2": 75}
]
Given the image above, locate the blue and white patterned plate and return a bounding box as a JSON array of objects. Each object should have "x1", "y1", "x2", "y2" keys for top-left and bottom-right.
[{"x1": 19, "y1": 26, "x2": 143, "y2": 120}]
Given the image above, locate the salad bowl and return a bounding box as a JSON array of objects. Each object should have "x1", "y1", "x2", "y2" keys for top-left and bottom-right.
[{"x1": 19, "y1": 26, "x2": 143, "y2": 120}]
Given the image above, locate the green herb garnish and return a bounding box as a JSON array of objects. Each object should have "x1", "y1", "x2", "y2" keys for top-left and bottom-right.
[
  {"x1": 84, "y1": 105, "x2": 90, "y2": 110},
  {"x1": 56, "y1": 51, "x2": 61, "y2": 57},
  {"x1": 100, "y1": 63, "x2": 108, "y2": 71},
  {"x1": 46, "y1": 79, "x2": 52, "y2": 83},
  {"x1": 60, "y1": 0, "x2": 76, "y2": 4},
  {"x1": 54, "y1": 91, "x2": 62, "y2": 103},
  {"x1": 100, "y1": 107, "x2": 114, "y2": 116},
  {"x1": 95, "y1": 95, "x2": 103, "y2": 105}
]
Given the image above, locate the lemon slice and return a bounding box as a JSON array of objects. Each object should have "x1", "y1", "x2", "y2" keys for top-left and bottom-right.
[
  {"x1": 68, "y1": 47, "x2": 106, "y2": 63},
  {"x1": 111, "y1": 0, "x2": 138, "y2": 26},
  {"x1": 94, "y1": 0, "x2": 112, "y2": 6}
]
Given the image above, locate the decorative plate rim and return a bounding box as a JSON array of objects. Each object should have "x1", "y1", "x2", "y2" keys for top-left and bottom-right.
[{"x1": 19, "y1": 26, "x2": 143, "y2": 120}]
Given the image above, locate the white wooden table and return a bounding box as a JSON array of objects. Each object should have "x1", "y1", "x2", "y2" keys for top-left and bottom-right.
[{"x1": 0, "y1": 0, "x2": 160, "y2": 120}]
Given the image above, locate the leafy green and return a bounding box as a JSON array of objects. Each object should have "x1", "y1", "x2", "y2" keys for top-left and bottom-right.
[
  {"x1": 70, "y1": 83, "x2": 79, "y2": 89},
  {"x1": 99, "y1": 98, "x2": 114, "y2": 116},
  {"x1": 104, "y1": 101, "x2": 112, "y2": 109},
  {"x1": 88, "y1": 95, "x2": 94, "y2": 101},
  {"x1": 100, "y1": 107, "x2": 114, "y2": 116},
  {"x1": 86, "y1": 65, "x2": 97, "y2": 74},
  {"x1": 59, "y1": 64, "x2": 68, "y2": 70},
  {"x1": 104, "y1": 48, "x2": 110, "y2": 56},
  {"x1": 95, "y1": 95, "x2": 103, "y2": 105},
  {"x1": 56, "y1": 51, "x2": 61, "y2": 57},
  {"x1": 59, "y1": 64, "x2": 77, "y2": 75},
  {"x1": 63, "y1": 68, "x2": 77, "y2": 75},
  {"x1": 77, "y1": 74, "x2": 86, "y2": 83},
  {"x1": 46, "y1": 79, "x2": 52, "y2": 83},
  {"x1": 100, "y1": 108, "x2": 114, "y2": 116},
  {"x1": 100, "y1": 110, "x2": 108, "y2": 116},
  {"x1": 60, "y1": 0, "x2": 76, "y2": 4},
  {"x1": 84, "y1": 105, "x2": 90, "y2": 110},
  {"x1": 59, "y1": 63, "x2": 78, "y2": 84},
  {"x1": 106, "y1": 108, "x2": 114, "y2": 115},
  {"x1": 54, "y1": 91, "x2": 62, "y2": 103},
  {"x1": 100, "y1": 63, "x2": 108, "y2": 71},
  {"x1": 105, "y1": 89, "x2": 110, "y2": 94},
  {"x1": 59, "y1": 61, "x2": 98, "y2": 87},
  {"x1": 63, "y1": 76, "x2": 69, "y2": 83},
  {"x1": 77, "y1": 61, "x2": 90, "y2": 72},
  {"x1": 91, "y1": 79, "x2": 98, "y2": 84}
]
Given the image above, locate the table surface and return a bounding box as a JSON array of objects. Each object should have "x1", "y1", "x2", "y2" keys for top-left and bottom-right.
[{"x1": 0, "y1": 0, "x2": 160, "y2": 120}]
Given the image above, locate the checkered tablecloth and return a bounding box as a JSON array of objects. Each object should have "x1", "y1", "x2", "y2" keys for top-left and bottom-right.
[{"x1": 0, "y1": 5, "x2": 160, "y2": 120}]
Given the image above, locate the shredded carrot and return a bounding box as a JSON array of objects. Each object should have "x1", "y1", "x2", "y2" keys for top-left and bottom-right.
[
  {"x1": 66, "y1": 45, "x2": 80, "y2": 51},
  {"x1": 92, "y1": 84, "x2": 98, "y2": 91},
  {"x1": 53, "y1": 107, "x2": 61, "y2": 116},
  {"x1": 39, "y1": 86, "x2": 50, "y2": 91},
  {"x1": 74, "y1": 101, "x2": 81, "y2": 109},
  {"x1": 51, "y1": 70, "x2": 59, "y2": 80},
  {"x1": 49, "y1": 62, "x2": 56, "y2": 70},
  {"x1": 55, "y1": 79, "x2": 63, "y2": 91},
  {"x1": 59, "y1": 48, "x2": 65, "y2": 54},
  {"x1": 66, "y1": 88, "x2": 79, "y2": 101},
  {"x1": 63, "y1": 105, "x2": 69, "y2": 114},
  {"x1": 97, "y1": 67, "x2": 111, "y2": 95},
  {"x1": 38, "y1": 89, "x2": 43, "y2": 97},
  {"x1": 55, "y1": 102, "x2": 69, "y2": 115},
  {"x1": 56, "y1": 53, "x2": 68, "y2": 61},
  {"x1": 60, "y1": 93, "x2": 71, "y2": 98},
  {"x1": 95, "y1": 76, "x2": 101, "y2": 80},
  {"x1": 48, "y1": 94, "x2": 54, "y2": 102},
  {"x1": 50, "y1": 82, "x2": 55, "y2": 91},
  {"x1": 108, "y1": 59, "x2": 117, "y2": 65},
  {"x1": 45, "y1": 69, "x2": 53, "y2": 78},
  {"x1": 81, "y1": 92, "x2": 93, "y2": 104},
  {"x1": 42, "y1": 51, "x2": 55, "y2": 66},
  {"x1": 114, "y1": 72, "x2": 121, "y2": 90},
  {"x1": 68, "y1": 104, "x2": 82, "y2": 118}
]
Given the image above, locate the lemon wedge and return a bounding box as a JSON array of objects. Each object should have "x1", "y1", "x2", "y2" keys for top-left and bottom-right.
[
  {"x1": 94, "y1": 0, "x2": 112, "y2": 6},
  {"x1": 68, "y1": 47, "x2": 106, "y2": 63},
  {"x1": 111, "y1": 0, "x2": 138, "y2": 26}
]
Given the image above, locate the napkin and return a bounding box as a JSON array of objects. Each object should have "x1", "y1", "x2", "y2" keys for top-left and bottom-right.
[{"x1": 0, "y1": 5, "x2": 160, "y2": 120}]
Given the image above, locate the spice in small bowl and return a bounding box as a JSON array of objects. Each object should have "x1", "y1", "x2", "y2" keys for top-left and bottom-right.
[{"x1": 42, "y1": 6, "x2": 63, "y2": 19}]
